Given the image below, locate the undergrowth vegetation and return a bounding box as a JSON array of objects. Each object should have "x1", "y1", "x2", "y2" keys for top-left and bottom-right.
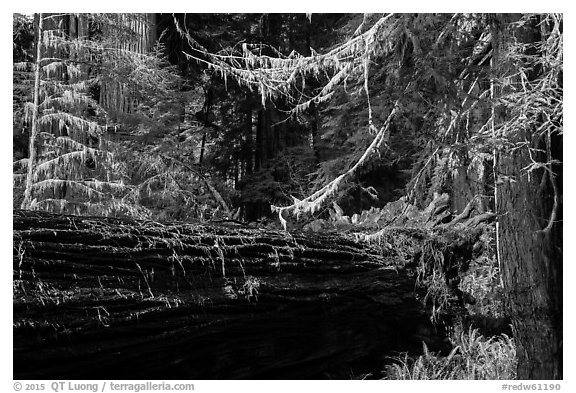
[
  {"x1": 385, "y1": 326, "x2": 516, "y2": 380},
  {"x1": 377, "y1": 209, "x2": 513, "y2": 380}
]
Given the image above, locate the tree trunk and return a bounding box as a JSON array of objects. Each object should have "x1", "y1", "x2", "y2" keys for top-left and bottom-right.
[
  {"x1": 497, "y1": 132, "x2": 562, "y2": 379},
  {"x1": 254, "y1": 109, "x2": 263, "y2": 172},
  {"x1": 495, "y1": 16, "x2": 563, "y2": 380},
  {"x1": 21, "y1": 13, "x2": 43, "y2": 210},
  {"x1": 198, "y1": 88, "x2": 213, "y2": 168},
  {"x1": 310, "y1": 101, "x2": 321, "y2": 161},
  {"x1": 244, "y1": 105, "x2": 253, "y2": 175},
  {"x1": 99, "y1": 14, "x2": 156, "y2": 116},
  {"x1": 306, "y1": 23, "x2": 321, "y2": 161},
  {"x1": 13, "y1": 210, "x2": 449, "y2": 379},
  {"x1": 199, "y1": 131, "x2": 207, "y2": 167}
]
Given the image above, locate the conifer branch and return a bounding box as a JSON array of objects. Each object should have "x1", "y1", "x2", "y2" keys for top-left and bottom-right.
[
  {"x1": 176, "y1": 13, "x2": 396, "y2": 113},
  {"x1": 272, "y1": 100, "x2": 399, "y2": 230},
  {"x1": 39, "y1": 112, "x2": 103, "y2": 136}
]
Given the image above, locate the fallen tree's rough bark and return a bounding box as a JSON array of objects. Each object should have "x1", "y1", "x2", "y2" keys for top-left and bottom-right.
[{"x1": 14, "y1": 210, "x2": 448, "y2": 379}]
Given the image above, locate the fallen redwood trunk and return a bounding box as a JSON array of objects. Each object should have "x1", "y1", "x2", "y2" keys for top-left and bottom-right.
[{"x1": 13, "y1": 210, "x2": 441, "y2": 380}]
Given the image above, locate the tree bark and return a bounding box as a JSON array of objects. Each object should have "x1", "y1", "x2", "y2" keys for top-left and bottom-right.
[
  {"x1": 198, "y1": 88, "x2": 213, "y2": 168},
  {"x1": 244, "y1": 105, "x2": 253, "y2": 175},
  {"x1": 497, "y1": 132, "x2": 562, "y2": 379},
  {"x1": 99, "y1": 14, "x2": 156, "y2": 116},
  {"x1": 13, "y1": 210, "x2": 448, "y2": 380},
  {"x1": 305, "y1": 23, "x2": 321, "y2": 161},
  {"x1": 495, "y1": 16, "x2": 563, "y2": 380},
  {"x1": 21, "y1": 13, "x2": 43, "y2": 210}
]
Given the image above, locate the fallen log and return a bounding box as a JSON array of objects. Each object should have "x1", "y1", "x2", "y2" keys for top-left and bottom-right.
[{"x1": 13, "y1": 210, "x2": 448, "y2": 380}]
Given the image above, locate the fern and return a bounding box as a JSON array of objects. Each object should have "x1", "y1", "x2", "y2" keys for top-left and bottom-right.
[{"x1": 385, "y1": 327, "x2": 517, "y2": 380}]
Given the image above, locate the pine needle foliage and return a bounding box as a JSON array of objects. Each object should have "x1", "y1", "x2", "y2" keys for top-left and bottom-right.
[
  {"x1": 14, "y1": 13, "x2": 185, "y2": 219},
  {"x1": 15, "y1": 14, "x2": 128, "y2": 215},
  {"x1": 118, "y1": 144, "x2": 232, "y2": 222},
  {"x1": 177, "y1": 13, "x2": 397, "y2": 113}
]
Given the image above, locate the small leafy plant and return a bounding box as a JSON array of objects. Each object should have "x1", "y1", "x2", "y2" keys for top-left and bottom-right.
[{"x1": 385, "y1": 326, "x2": 517, "y2": 380}]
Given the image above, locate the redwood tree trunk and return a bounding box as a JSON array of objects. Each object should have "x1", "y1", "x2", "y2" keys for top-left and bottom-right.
[
  {"x1": 99, "y1": 14, "x2": 156, "y2": 116},
  {"x1": 13, "y1": 209, "x2": 447, "y2": 379},
  {"x1": 495, "y1": 15, "x2": 563, "y2": 380},
  {"x1": 497, "y1": 132, "x2": 562, "y2": 380}
]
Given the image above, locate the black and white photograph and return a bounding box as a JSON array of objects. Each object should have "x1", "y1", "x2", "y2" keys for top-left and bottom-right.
[{"x1": 12, "y1": 10, "x2": 563, "y2": 386}]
